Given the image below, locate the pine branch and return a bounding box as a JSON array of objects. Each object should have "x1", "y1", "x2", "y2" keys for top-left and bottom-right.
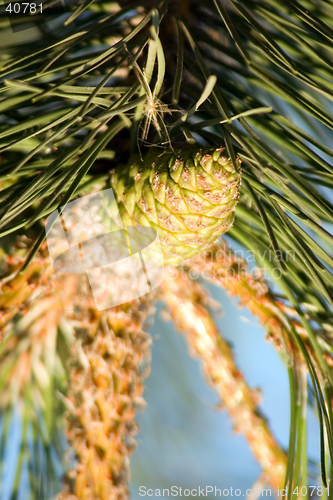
[
  {"x1": 186, "y1": 241, "x2": 333, "y2": 360},
  {"x1": 0, "y1": 238, "x2": 79, "y2": 499},
  {"x1": 57, "y1": 283, "x2": 157, "y2": 500},
  {"x1": 159, "y1": 266, "x2": 287, "y2": 491},
  {"x1": 186, "y1": 241, "x2": 332, "y2": 490},
  {"x1": 0, "y1": 237, "x2": 54, "y2": 333},
  {"x1": 1, "y1": 0, "x2": 333, "y2": 494}
]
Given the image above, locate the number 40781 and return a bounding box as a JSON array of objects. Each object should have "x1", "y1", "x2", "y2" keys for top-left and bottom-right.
[
  {"x1": 5, "y1": 3, "x2": 43, "y2": 14},
  {"x1": 292, "y1": 486, "x2": 328, "y2": 496}
]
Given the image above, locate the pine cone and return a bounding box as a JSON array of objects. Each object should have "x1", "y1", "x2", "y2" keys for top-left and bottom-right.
[{"x1": 111, "y1": 146, "x2": 241, "y2": 265}]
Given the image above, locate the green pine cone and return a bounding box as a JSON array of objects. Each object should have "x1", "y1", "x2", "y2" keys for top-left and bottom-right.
[{"x1": 111, "y1": 146, "x2": 242, "y2": 265}]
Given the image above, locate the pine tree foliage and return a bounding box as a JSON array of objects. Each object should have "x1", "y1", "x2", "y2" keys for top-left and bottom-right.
[
  {"x1": 0, "y1": 240, "x2": 77, "y2": 499},
  {"x1": 1, "y1": 0, "x2": 333, "y2": 498},
  {"x1": 59, "y1": 289, "x2": 155, "y2": 500},
  {"x1": 160, "y1": 265, "x2": 288, "y2": 490}
]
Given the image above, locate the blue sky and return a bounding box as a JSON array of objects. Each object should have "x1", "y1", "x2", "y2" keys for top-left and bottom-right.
[{"x1": 129, "y1": 281, "x2": 321, "y2": 499}]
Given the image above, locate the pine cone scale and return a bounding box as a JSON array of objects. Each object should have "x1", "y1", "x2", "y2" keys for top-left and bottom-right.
[{"x1": 112, "y1": 146, "x2": 241, "y2": 264}]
